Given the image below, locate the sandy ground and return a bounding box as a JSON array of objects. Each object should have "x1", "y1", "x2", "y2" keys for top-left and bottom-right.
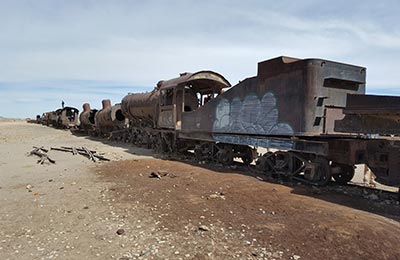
[{"x1": 0, "y1": 121, "x2": 399, "y2": 260}]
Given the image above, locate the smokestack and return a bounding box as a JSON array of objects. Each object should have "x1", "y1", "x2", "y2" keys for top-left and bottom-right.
[
  {"x1": 102, "y1": 99, "x2": 111, "y2": 109},
  {"x1": 83, "y1": 103, "x2": 91, "y2": 112}
]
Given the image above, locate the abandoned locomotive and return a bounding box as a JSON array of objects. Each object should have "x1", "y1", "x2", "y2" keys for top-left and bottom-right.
[{"x1": 36, "y1": 56, "x2": 400, "y2": 189}]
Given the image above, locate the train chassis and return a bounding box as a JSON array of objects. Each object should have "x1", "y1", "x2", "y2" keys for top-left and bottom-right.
[
  {"x1": 112, "y1": 127, "x2": 356, "y2": 187},
  {"x1": 193, "y1": 142, "x2": 340, "y2": 186}
]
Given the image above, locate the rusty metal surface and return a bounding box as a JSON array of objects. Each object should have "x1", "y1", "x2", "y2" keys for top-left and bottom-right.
[
  {"x1": 121, "y1": 71, "x2": 231, "y2": 130},
  {"x1": 366, "y1": 139, "x2": 400, "y2": 186},
  {"x1": 342, "y1": 94, "x2": 400, "y2": 114},
  {"x1": 335, "y1": 94, "x2": 400, "y2": 135},
  {"x1": 110, "y1": 103, "x2": 127, "y2": 129},
  {"x1": 181, "y1": 56, "x2": 366, "y2": 138},
  {"x1": 56, "y1": 107, "x2": 79, "y2": 128},
  {"x1": 121, "y1": 90, "x2": 159, "y2": 127},
  {"x1": 79, "y1": 103, "x2": 98, "y2": 131},
  {"x1": 95, "y1": 99, "x2": 114, "y2": 131},
  {"x1": 95, "y1": 100, "x2": 126, "y2": 134},
  {"x1": 158, "y1": 71, "x2": 231, "y2": 93}
]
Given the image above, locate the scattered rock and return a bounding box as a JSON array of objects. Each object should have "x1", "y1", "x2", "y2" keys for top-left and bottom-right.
[
  {"x1": 26, "y1": 184, "x2": 33, "y2": 190},
  {"x1": 292, "y1": 255, "x2": 301, "y2": 260},
  {"x1": 199, "y1": 225, "x2": 209, "y2": 231},
  {"x1": 48, "y1": 179, "x2": 53, "y2": 182},
  {"x1": 83, "y1": 206, "x2": 89, "y2": 209},
  {"x1": 207, "y1": 193, "x2": 225, "y2": 200},
  {"x1": 149, "y1": 172, "x2": 161, "y2": 179},
  {"x1": 59, "y1": 186, "x2": 64, "y2": 190},
  {"x1": 116, "y1": 229, "x2": 125, "y2": 235}
]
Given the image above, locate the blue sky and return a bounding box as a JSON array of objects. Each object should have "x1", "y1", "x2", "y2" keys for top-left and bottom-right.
[{"x1": 1, "y1": 0, "x2": 400, "y2": 118}]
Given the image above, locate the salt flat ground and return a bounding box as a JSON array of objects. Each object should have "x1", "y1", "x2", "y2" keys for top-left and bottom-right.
[{"x1": 0, "y1": 121, "x2": 399, "y2": 260}]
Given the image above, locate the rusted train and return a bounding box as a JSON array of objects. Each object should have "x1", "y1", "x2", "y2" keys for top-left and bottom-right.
[
  {"x1": 38, "y1": 107, "x2": 80, "y2": 129},
  {"x1": 38, "y1": 56, "x2": 400, "y2": 189}
]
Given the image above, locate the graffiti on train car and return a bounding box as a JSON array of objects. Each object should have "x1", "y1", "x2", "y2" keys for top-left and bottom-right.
[{"x1": 213, "y1": 92, "x2": 293, "y2": 135}]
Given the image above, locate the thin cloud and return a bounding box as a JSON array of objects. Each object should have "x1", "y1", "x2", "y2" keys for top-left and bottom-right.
[{"x1": 0, "y1": 0, "x2": 399, "y2": 118}]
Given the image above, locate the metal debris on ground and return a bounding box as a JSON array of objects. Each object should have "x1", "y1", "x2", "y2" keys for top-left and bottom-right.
[
  {"x1": 50, "y1": 146, "x2": 110, "y2": 161},
  {"x1": 29, "y1": 146, "x2": 56, "y2": 164},
  {"x1": 149, "y1": 170, "x2": 176, "y2": 179}
]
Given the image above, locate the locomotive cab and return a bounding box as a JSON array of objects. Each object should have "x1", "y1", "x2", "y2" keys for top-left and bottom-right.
[{"x1": 157, "y1": 71, "x2": 231, "y2": 130}]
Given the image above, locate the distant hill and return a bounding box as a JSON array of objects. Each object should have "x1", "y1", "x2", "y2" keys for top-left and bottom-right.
[{"x1": 0, "y1": 116, "x2": 22, "y2": 121}]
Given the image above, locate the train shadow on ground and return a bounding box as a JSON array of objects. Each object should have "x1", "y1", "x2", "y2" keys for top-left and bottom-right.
[
  {"x1": 190, "y1": 161, "x2": 400, "y2": 223},
  {"x1": 71, "y1": 130, "x2": 400, "y2": 222}
]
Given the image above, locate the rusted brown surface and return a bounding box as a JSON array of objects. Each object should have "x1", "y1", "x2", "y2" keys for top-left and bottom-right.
[
  {"x1": 79, "y1": 103, "x2": 98, "y2": 132},
  {"x1": 181, "y1": 56, "x2": 366, "y2": 137},
  {"x1": 44, "y1": 107, "x2": 79, "y2": 128},
  {"x1": 121, "y1": 90, "x2": 159, "y2": 127},
  {"x1": 95, "y1": 100, "x2": 126, "y2": 134},
  {"x1": 58, "y1": 107, "x2": 79, "y2": 128},
  {"x1": 121, "y1": 71, "x2": 231, "y2": 130},
  {"x1": 335, "y1": 94, "x2": 400, "y2": 135}
]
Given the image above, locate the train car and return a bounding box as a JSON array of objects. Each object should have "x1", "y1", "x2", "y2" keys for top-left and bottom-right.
[
  {"x1": 95, "y1": 99, "x2": 127, "y2": 136},
  {"x1": 46, "y1": 111, "x2": 58, "y2": 126},
  {"x1": 121, "y1": 56, "x2": 400, "y2": 188},
  {"x1": 79, "y1": 103, "x2": 98, "y2": 134},
  {"x1": 54, "y1": 106, "x2": 79, "y2": 129}
]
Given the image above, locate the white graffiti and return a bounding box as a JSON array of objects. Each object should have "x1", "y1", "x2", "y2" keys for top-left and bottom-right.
[{"x1": 213, "y1": 92, "x2": 293, "y2": 135}]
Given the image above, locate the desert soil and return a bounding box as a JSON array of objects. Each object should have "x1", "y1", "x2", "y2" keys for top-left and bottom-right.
[{"x1": 0, "y1": 121, "x2": 399, "y2": 260}]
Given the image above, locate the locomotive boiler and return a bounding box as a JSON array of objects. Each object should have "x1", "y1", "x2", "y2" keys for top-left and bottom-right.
[
  {"x1": 95, "y1": 99, "x2": 127, "y2": 135},
  {"x1": 79, "y1": 103, "x2": 98, "y2": 133}
]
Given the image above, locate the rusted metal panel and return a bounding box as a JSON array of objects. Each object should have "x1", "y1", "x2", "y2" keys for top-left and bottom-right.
[
  {"x1": 335, "y1": 94, "x2": 400, "y2": 135},
  {"x1": 342, "y1": 94, "x2": 400, "y2": 114},
  {"x1": 366, "y1": 139, "x2": 400, "y2": 186},
  {"x1": 327, "y1": 138, "x2": 368, "y2": 165},
  {"x1": 324, "y1": 107, "x2": 346, "y2": 134},
  {"x1": 158, "y1": 108, "x2": 174, "y2": 128},
  {"x1": 181, "y1": 56, "x2": 366, "y2": 139},
  {"x1": 158, "y1": 71, "x2": 230, "y2": 93}
]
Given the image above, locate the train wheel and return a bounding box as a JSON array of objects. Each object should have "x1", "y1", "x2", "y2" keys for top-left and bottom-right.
[
  {"x1": 242, "y1": 155, "x2": 253, "y2": 166},
  {"x1": 331, "y1": 163, "x2": 355, "y2": 184},
  {"x1": 256, "y1": 152, "x2": 275, "y2": 175},
  {"x1": 240, "y1": 147, "x2": 253, "y2": 166}
]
